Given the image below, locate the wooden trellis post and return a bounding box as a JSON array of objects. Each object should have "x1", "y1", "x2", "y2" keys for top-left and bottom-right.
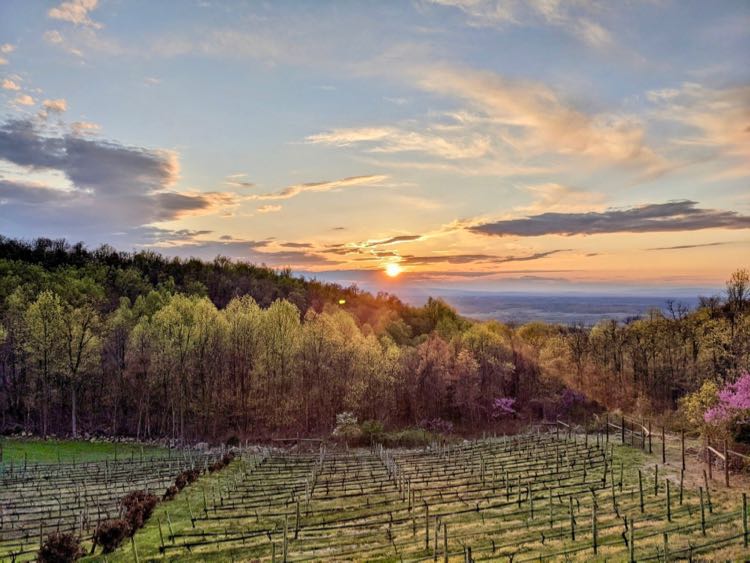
[
  {"x1": 425, "y1": 503, "x2": 430, "y2": 551},
  {"x1": 605, "y1": 413, "x2": 609, "y2": 443},
  {"x1": 638, "y1": 470, "x2": 644, "y2": 513},
  {"x1": 443, "y1": 523, "x2": 448, "y2": 563},
  {"x1": 661, "y1": 426, "x2": 666, "y2": 464},
  {"x1": 569, "y1": 496, "x2": 575, "y2": 540},
  {"x1": 621, "y1": 415, "x2": 625, "y2": 444},
  {"x1": 743, "y1": 493, "x2": 748, "y2": 548},
  {"x1": 591, "y1": 503, "x2": 598, "y2": 554},
  {"x1": 723, "y1": 439, "x2": 729, "y2": 488},
  {"x1": 681, "y1": 430, "x2": 686, "y2": 470}
]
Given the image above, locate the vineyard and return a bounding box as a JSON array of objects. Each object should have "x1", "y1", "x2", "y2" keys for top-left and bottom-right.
[
  {"x1": 87, "y1": 431, "x2": 748, "y2": 562},
  {"x1": 0, "y1": 448, "x2": 223, "y2": 562}
]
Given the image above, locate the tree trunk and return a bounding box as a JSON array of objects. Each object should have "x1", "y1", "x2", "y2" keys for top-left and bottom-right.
[{"x1": 71, "y1": 385, "x2": 77, "y2": 438}]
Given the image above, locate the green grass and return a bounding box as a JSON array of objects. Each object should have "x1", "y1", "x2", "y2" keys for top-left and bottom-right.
[{"x1": 0, "y1": 437, "x2": 168, "y2": 464}]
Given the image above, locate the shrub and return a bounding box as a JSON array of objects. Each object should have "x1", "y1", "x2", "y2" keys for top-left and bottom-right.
[
  {"x1": 121, "y1": 490, "x2": 159, "y2": 532},
  {"x1": 175, "y1": 468, "x2": 201, "y2": 489},
  {"x1": 360, "y1": 420, "x2": 384, "y2": 443},
  {"x1": 93, "y1": 519, "x2": 131, "y2": 553},
  {"x1": 226, "y1": 434, "x2": 240, "y2": 447},
  {"x1": 492, "y1": 397, "x2": 517, "y2": 419},
  {"x1": 38, "y1": 532, "x2": 84, "y2": 563},
  {"x1": 679, "y1": 380, "x2": 720, "y2": 429},
  {"x1": 418, "y1": 418, "x2": 454, "y2": 435},
  {"x1": 332, "y1": 411, "x2": 362, "y2": 443},
  {"x1": 163, "y1": 485, "x2": 178, "y2": 501},
  {"x1": 381, "y1": 428, "x2": 436, "y2": 448}
]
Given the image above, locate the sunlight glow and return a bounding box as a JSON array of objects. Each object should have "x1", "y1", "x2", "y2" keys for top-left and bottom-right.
[{"x1": 385, "y1": 262, "x2": 402, "y2": 277}]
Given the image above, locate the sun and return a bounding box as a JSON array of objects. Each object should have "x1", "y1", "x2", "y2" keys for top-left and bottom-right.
[{"x1": 385, "y1": 262, "x2": 402, "y2": 278}]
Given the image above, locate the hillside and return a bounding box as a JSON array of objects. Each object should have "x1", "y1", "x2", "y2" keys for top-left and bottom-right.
[{"x1": 0, "y1": 236, "x2": 748, "y2": 445}]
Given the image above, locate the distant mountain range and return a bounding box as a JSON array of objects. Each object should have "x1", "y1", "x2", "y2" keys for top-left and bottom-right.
[{"x1": 399, "y1": 290, "x2": 708, "y2": 325}]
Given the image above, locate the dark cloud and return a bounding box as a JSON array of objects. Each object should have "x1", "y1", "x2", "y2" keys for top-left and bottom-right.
[
  {"x1": 366, "y1": 235, "x2": 422, "y2": 246},
  {"x1": 157, "y1": 239, "x2": 339, "y2": 266},
  {"x1": 470, "y1": 201, "x2": 750, "y2": 237},
  {"x1": 280, "y1": 242, "x2": 313, "y2": 248},
  {"x1": 0, "y1": 178, "x2": 75, "y2": 204},
  {"x1": 0, "y1": 118, "x2": 235, "y2": 244},
  {"x1": 400, "y1": 250, "x2": 565, "y2": 265},
  {"x1": 647, "y1": 241, "x2": 731, "y2": 251}
]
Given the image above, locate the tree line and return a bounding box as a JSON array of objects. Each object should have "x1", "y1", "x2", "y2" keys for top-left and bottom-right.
[{"x1": 0, "y1": 237, "x2": 747, "y2": 441}]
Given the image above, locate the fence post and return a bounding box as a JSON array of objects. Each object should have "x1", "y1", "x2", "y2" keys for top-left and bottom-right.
[
  {"x1": 569, "y1": 496, "x2": 575, "y2": 540},
  {"x1": 666, "y1": 479, "x2": 671, "y2": 522},
  {"x1": 130, "y1": 536, "x2": 139, "y2": 563},
  {"x1": 638, "y1": 469, "x2": 644, "y2": 513},
  {"x1": 592, "y1": 503, "x2": 598, "y2": 554},
  {"x1": 679, "y1": 430, "x2": 685, "y2": 470},
  {"x1": 425, "y1": 503, "x2": 430, "y2": 551},
  {"x1": 621, "y1": 415, "x2": 625, "y2": 444},
  {"x1": 629, "y1": 517, "x2": 635, "y2": 563},
  {"x1": 283, "y1": 515, "x2": 288, "y2": 563},
  {"x1": 723, "y1": 439, "x2": 729, "y2": 488},
  {"x1": 443, "y1": 523, "x2": 448, "y2": 563},
  {"x1": 699, "y1": 487, "x2": 706, "y2": 536},
  {"x1": 743, "y1": 493, "x2": 748, "y2": 549},
  {"x1": 605, "y1": 413, "x2": 609, "y2": 443},
  {"x1": 661, "y1": 427, "x2": 666, "y2": 464},
  {"x1": 648, "y1": 420, "x2": 652, "y2": 454}
]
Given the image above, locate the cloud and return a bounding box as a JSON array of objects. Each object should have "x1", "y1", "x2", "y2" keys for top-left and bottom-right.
[
  {"x1": 470, "y1": 200, "x2": 750, "y2": 237},
  {"x1": 0, "y1": 178, "x2": 76, "y2": 205},
  {"x1": 280, "y1": 242, "x2": 313, "y2": 248},
  {"x1": 224, "y1": 173, "x2": 256, "y2": 188},
  {"x1": 70, "y1": 121, "x2": 100, "y2": 135},
  {"x1": 43, "y1": 30, "x2": 64, "y2": 44},
  {"x1": 43, "y1": 99, "x2": 68, "y2": 113},
  {"x1": 399, "y1": 250, "x2": 566, "y2": 265},
  {"x1": 0, "y1": 44, "x2": 15, "y2": 54},
  {"x1": 0, "y1": 118, "x2": 236, "y2": 243},
  {"x1": 14, "y1": 95, "x2": 35, "y2": 106},
  {"x1": 520, "y1": 183, "x2": 607, "y2": 213},
  {"x1": 257, "y1": 204, "x2": 282, "y2": 213},
  {"x1": 647, "y1": 242, "x2": 732, "y2": 251},
  {"x1": 48, "y1": 0, "x2": 102, "y2": 29},
  {"x1": 371, "y1": 235, "x2": 423, "y2": 246},
  {"x1": 307, "y1": 126, "x2": 491, "y2": 159},
  {"x1": 251, "y1": 174, "x2": 388, "y2": 201},
  {"x1": 412, "y1": 65, "x2": 667, "y2": 174},
  {"x1": 0, "y1": 58, "x2": 7, "y2": 66},
  {"x1": 1, "y1": 79, "x2": 20, "y2": 91},
  {"x1": 154, "y1": 238, "x2": 339, "y2": 267},
  {"x1": 649, "y1": 83, "x2": 750, "y2": 173},
  {"x1": 427, "y1": 0, "x2": 615, "y2": 48}
]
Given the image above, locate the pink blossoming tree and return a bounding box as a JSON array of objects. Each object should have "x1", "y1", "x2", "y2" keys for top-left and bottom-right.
[{"x1": 703, "y1": 372, "x2": 750, "y2": 430}]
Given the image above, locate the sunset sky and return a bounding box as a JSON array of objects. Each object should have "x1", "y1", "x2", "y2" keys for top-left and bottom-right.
[{"x1": 1, "y1": 1, "x2": 748, "y2": 294}]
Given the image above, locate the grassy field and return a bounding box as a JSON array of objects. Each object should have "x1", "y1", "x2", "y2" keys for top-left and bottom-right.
[
  {"x1": 87, "y1": 434, "x2": 749, "y2": 562},
  {"x1": 0, "y1": 437, "x2": 168, "y2": 463}
]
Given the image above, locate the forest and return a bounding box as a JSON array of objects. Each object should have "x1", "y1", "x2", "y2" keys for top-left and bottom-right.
[{"x1": 0, "y1": 236, "x2": 748, "y2": 442}]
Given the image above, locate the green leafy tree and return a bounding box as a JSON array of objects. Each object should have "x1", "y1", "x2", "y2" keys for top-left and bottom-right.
[{"x1": 25, "y1": 291, "x2": 65, "y2": 436}]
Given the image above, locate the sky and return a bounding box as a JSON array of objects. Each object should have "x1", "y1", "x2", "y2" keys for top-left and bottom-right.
[{"x1": 0, "y1": 0, "x2": 748, "y2": 295}]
